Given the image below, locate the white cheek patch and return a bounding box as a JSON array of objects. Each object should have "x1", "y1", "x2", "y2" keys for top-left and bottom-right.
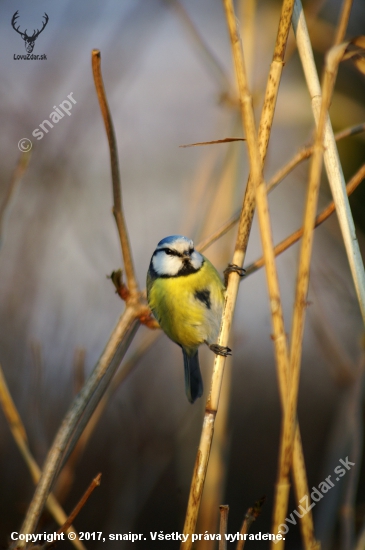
[
  {"x1": 152, "y1": 252, "x2": 182, "y2": 276},
  {"x1": 191, "y1": 251, "x2": 204, "y2": 270}
]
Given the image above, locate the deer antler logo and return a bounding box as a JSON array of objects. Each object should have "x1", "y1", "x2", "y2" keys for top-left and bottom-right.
[{"x1": 11, "y1": 11, "x2": 49, "y2": 54}]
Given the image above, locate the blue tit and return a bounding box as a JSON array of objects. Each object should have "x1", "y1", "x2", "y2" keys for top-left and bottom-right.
[{"x1": 147, "y1": 235, "x2": 230, "y2": 403}]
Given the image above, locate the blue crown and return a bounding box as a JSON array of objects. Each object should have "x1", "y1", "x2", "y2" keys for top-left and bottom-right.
[{"x1": 157, "y1": 235, "x2": 191, "y2": 247}]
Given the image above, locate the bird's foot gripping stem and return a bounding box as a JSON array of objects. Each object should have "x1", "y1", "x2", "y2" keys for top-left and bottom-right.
[
  {"x1": 223, "y1": 264, "x2": 246, "y2": 287},
  {"x1": 209, "y1": 344, "x2": 232, "y2": 357}
]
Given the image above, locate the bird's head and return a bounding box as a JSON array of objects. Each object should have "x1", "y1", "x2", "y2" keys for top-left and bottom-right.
[{"x1": 150, "y1": 235, "x2": 203, "y2": 277}]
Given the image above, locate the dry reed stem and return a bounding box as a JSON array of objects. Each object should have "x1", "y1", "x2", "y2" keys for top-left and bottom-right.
[
  {"x1": 180, "y1": 1, "x2": 305, "y2": 547},
  {"x1": 0, "y1": 366, "x2": 85, "y2": 550},
  {"x1": 194, "y1": 132, "x2": 238, "y2": 548},
  {"x1": 197, "y1": 360, "x2": 232, "y2": 550},
  {"x1": 218, "y1": 2, "x2": 303, "y2": 548},
  {"x1": 0, "y1": 152, "x2": 30, "y2": 245},
  {"x1": 219, "y1": 505, "x2": 229, "y2": 550},
  {"x1": 293, "y1": 0, "x2": 365, "y2": 325},
  {"x1": 92, "y1": 49, "x2": 138, "y2": 296},
  {"x1": 271, "y1": 1, "x2": 355, "y2": 544},
  {"x1": 245, "y1": 163, "x2": 365, "y2": 277},
  {"x1": 197, "y1": 122, "x2": 365, "y2": 254}
]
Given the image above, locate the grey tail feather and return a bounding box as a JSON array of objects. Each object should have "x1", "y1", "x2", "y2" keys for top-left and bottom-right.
[{"x1": 182, "y1": 349, "x2": 203, "y2": 404}]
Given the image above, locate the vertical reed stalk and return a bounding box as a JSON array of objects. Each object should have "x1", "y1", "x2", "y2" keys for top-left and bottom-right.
[
  {"x1": 271, "y1": 1, "x2": 356, "y2": 545},
  {"x1": 292, "y1": 0, "x2": 365, "y2": 325},
  {"x1": 180, "y1": 1, "x2": 319, "y2": 548}
]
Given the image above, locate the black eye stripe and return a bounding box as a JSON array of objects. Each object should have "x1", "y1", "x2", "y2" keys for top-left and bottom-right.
[
  {"x1": 163, "y1": 248, "x2": 180, "y2": 257},
  {"x1": 154, "y1": 246, "x2": 195, "y2": 258}
]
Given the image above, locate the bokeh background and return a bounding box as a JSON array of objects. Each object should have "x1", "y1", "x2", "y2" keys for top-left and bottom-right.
[{"x1": 0, "y1": 0, "x2": 365, "y2": 548}]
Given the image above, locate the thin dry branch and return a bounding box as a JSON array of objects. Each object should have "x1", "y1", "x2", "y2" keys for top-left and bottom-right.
[
  {"x1": 37, "y1": 475, "x2": 102, "y2": 550},
  {"x1": 0, "y1": 366, "x2": 85, "y2": 550},
  {"x1": 92, "y1": 49, "x2": 139, "y2": 296},
  {"x1": 56, "y1": 473, "x2": 102, "y2": 537}
]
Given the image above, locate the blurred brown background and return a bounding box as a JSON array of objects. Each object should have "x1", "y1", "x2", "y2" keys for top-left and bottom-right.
[{"x1": 0, "y1": 0, "x2": 365, "y2": 548}]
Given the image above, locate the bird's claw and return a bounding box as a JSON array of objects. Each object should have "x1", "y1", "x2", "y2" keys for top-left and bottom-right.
[
  {"x1": 224, "y1": 264, "x2": 246, "y2": 287},
  {"x1": 209, "y1": 344, "x2": 232, "y2": 357}
]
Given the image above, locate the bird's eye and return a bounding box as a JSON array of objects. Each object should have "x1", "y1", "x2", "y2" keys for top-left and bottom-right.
[
  {"x1": 165, "y1": 249, "x2": 173, "y2": 255},
  {"x1": 189, "y1": 248, "x2": 194, "y2": 254}
]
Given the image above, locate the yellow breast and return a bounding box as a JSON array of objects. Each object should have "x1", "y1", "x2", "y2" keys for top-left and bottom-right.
[{"x1": 147, "y1": 259, "x2": 225, "y2": 353}]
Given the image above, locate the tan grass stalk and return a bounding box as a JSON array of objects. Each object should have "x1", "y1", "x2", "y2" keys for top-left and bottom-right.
[
  {"x1": 197, "y1": 360, "x2": 231, "y2": 550},
  {"x1": 271, "y1": 1, "x2": 355, "y2": 544},
  {"x1": 195, "y1": 135, "x2": 239, "y2": 548},
  {"x1": 180, "y1": 1, "x2": 302, "y2": 547},
  {"x1": 0, "y1": 366, "x2": 85, "y2": 550},
  {"x1": 271, "y1": 2, "x2": 352, "y2": 545},
  {"x1": 292, "y1": 0, "x2": 365, "y2": 324},
  {"x1": 219, "y1": 2, "x2": 313, "y2": 548}
]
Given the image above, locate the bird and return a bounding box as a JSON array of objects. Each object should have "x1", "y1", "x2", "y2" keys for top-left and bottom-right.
[{"x1": 147, "y1": 235, "x2": 231, "y2": 403}]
